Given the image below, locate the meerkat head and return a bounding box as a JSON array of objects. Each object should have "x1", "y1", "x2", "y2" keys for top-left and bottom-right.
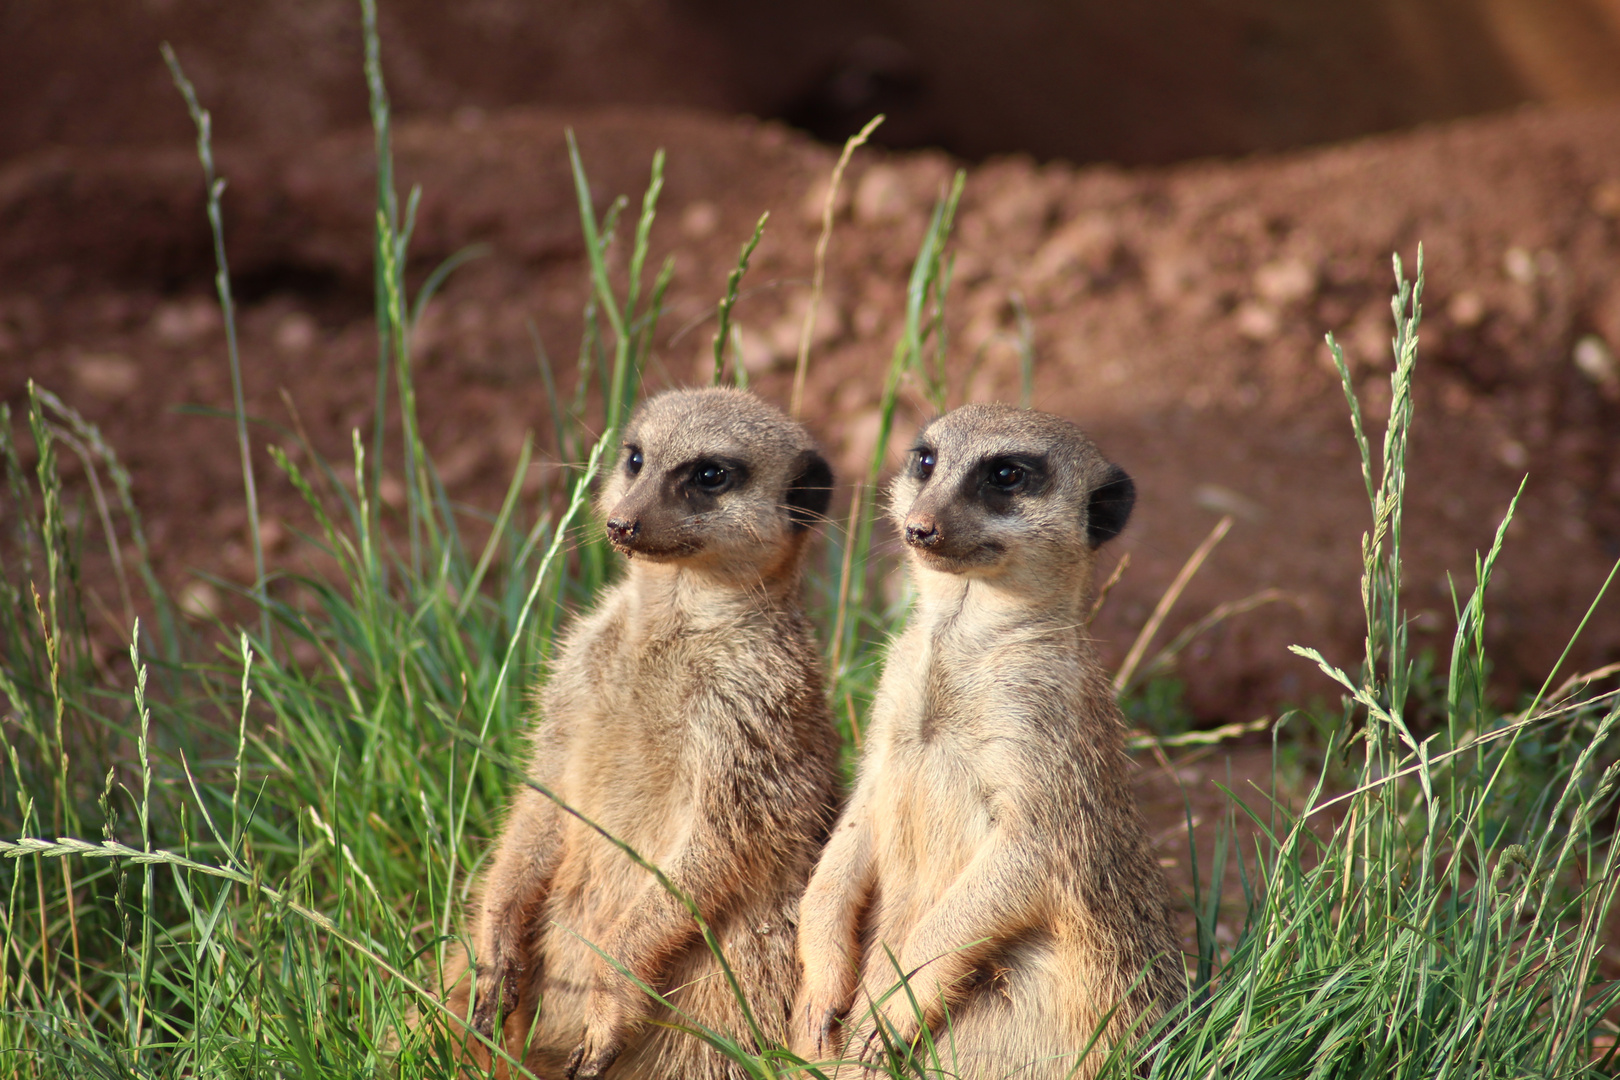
[
  {"x1": 888, "y1": 403, "x2": 1134, "y2": 588},
  {"x1": 595, "y1": 388, "x2": 834, "y2": 578}
]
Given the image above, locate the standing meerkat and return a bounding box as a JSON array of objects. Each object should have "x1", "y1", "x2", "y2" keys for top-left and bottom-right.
[
  {"x1": 447, "y1": 387, "x2": 843, "y2": 1079},
  {"x1": 793, "y1": 403, "x2": 1183, "y2": 1078}
]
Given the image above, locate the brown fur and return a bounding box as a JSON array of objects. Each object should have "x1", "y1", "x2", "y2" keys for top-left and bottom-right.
[
  {"x1": 793, "y1": 404, "x2": 1183, "y2": 1078},
  {"x1": 441, "y1": 388, "x2": 843, "y2": 1079}
]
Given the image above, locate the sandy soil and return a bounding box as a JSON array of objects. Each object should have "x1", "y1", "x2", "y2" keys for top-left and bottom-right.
[{"x1": 4, "y1": 102, "x2": 1618, "y2": 726}]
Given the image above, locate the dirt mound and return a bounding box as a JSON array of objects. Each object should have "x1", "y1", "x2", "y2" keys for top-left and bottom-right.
[{"x1": 4, "y1": 101, "x2": 1618, "y2": 718}]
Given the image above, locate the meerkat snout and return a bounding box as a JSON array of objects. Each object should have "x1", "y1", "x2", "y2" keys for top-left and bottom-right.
[{"x1": 902, "y1": 514, "x2": 940, "y2": 548}]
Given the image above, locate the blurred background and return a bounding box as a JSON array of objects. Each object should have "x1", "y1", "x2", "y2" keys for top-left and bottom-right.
[
  {"x1": 9, "y1": 0, "x2": 1620, "y2": 165},
  {"x1": 4, "y1": 0, "x2": 1620, "y2": 721}
]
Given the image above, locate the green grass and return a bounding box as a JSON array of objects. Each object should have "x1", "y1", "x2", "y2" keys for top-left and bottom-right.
[{"x1": 3, "y1": 9, "x2": 1619, "y2": 1078}]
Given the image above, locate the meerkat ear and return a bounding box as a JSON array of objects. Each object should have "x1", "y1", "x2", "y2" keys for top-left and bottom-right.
[
  {"x1": 785, "y1": 450, "x2": 834, "y2": 531},
  {"x1": 1087, "y1": 463, "x2": 1135, "y2": 547}
]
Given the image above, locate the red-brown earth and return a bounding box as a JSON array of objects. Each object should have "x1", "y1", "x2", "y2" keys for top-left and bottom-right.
[{"x1": 4, "y1": 103, "x2": 1618, "y2": 726}]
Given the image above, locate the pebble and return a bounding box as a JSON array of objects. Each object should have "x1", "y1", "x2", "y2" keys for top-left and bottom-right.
[
  {"x1": 1503, "y1": 246, "x2": 1536, "y2": 285},
  {"x1": 274, "y1": 311, "x2": 318, "y2": 356},
  {"x1": 680, "y1": 200, "x2": 719, "y2": 240},
  {"x1": 853, "y1": 165, "x2": 911, "y2": 224},
  {"x1": 1592, "y1": 179, "x2": 1620, "y2": 218},
  {"x1": 150, "y1": 297, "x2": 219, "y2": 346},
  {"x1": 1028, "y1": 214, "x2": 1117, "y2": 282},
  {"x1": 1573, "y1": 334, "x2": 1617, "y2": 388},
  {"x1": 1496, "y1": 440, "x2": 1529, "y2": 471},
  {"x1": 1253, "y1": 258, "x2": 1316, "y2": 305},
  {"x1": 1194, "y1": 483, "x2": 1266, "y2": 522},
  {"x1": 1233, "y1": 302, "x2": 1279, "y2": 342},
  {"x1": 71, "y1": 353, "x2": 139, "y2": 399},
  {"x1": 1447, "y1": 290, "x2": 1486, "y2": 328},
  {"x1": 178, "y1": 580, "x2": 220, "y2": 619}
]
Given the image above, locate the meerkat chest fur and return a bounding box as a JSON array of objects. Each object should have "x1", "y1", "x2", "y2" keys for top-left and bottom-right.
[
  {"x1": 544, "y1": 563, "x2": 803, "y2": 849},
  {"x1": 869, "y1": 578, "x2": 1102, "y2": 898}
]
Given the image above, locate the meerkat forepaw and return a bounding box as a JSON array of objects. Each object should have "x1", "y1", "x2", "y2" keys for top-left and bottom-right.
[
  {"x1": 791, "y1": 999, "x2": 844, "y2": 1058},
  {"x1": 568, "y1": 974, "x2": 638, "y2": 1078},
  {"x1": 565, "y1": 1028, "x2": 624, "y2": 1080},
  {"x1": 815, "y1": 1005, "x2": 842, "y2": 1056},
  {"x1": 856, "y1": 1007, "x2": 921, "y2": 1068},
  {"x1": 468, "y1": 961, "x2": 523, "y2": 1038}
]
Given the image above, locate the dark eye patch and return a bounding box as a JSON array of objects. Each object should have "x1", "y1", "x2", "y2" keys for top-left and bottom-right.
[
  {"x1": 625, "y1": 445, "x2": 644, "y2": 476},
  {"x1": 976, "y1": 454, "x2": 1046, "y2": 505},
  {"x1": 985, "y1": 458, "x2": 1028, "y2": 492},
  {"x1": 911, "y1": 445, "x2": 937, "y2": 481},
  {"x1": 683, "y1": 456, "x2": 747, "y2": 497}
]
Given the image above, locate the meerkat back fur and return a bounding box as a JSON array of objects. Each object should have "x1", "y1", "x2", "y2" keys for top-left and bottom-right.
[
  {"x1": 446, "y1": 388, "x2": 843, "y2": 1079},
  {"x1": 793, "y1": 403, "x2": 1183, "y2": 1078}
]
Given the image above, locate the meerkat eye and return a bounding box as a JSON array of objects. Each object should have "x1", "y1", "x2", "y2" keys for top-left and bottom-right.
[
  {"x1": 693, "y1": 462, "x2": 730, "y2": 491},
  {"x1": 625, "y1": 446, "x2": 644, "y2": 476},
  {"x1": 987, "y1": 461, "x2": 1027, "y2": 492},
  {"x1": 912, "y1": 448, "x2": 937, "y2": 481}
]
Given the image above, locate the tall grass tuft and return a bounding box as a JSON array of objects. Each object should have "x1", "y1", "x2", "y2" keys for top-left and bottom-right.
[
  {"x1": 1, "y1": 12, "x2": 1617, "y2": 1080},
  {"x1": 1139, "y1": 251, "x2": 1620, "y2": 1079}
]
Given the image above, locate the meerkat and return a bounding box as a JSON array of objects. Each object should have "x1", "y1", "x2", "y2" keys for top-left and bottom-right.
[
  {"x1": 792, "y1": 403, "x2": 1183, "y2": 1079},
  {"x1": 443, "y1": 387, "x2": 843, "y2": 1079}
]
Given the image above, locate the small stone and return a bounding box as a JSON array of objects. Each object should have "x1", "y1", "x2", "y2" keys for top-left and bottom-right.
[
  {"x1": 1593, "y1": 180, "x2": 1620, "y2": 218},
  {"x1": 1447, "y1": 290, "x2": 1486, "y2": 328},
  {"x1": 1253, "y1": 258, "x2": 1316, "y2": 305},
  {"x1": 1193, "y1": 483, "x2": 1266, "y2": 522},
  {"x1": 1233, "y1": 302, "x2": 1279, "y2": 342},
  {"x1": 71, "y1": 353, "x2": 139, "y2": 399},
  {"x1": 1028, "y1": 214, "x2": 1117, "y2": 283},
  {"x1": 680, "y1": 200, "x2": 720, "y2": 240},
  {"x1": 1503, "y1": 246, "x2": 1536, "y2": 285},
  {"x1": 1573, "y1": 334, "x2": 1618, "y2": 388},
  {"x1": 378, "y1": 473, "x2": 407, "y2": 510},
  {"x1": 258, "y1": 517, "x2": 286, "y2": 552},
  {"x1": 274, "y1": 311, "x2": 318, "y2": 356},
  {"x1": 852, "y1": 165, "x2": 911, "y2": 224},
  {"x1": 1350, "y1": 307, "x2": 1390, "y2": 367},
  {"x1": 178, "y1": 580, "x2": 220, "y2": 619},
  {"x1": 150, "y1": 297, "x2": 219, "y2": 346}
]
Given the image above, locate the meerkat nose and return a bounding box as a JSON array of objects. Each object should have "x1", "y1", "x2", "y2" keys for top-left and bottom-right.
[
  {"x1": 904, "y1": 517, "x2": 941, "y2": 548},
  {"x1": 606, "y1": 518, "x2": 640, "y2": 545}
]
